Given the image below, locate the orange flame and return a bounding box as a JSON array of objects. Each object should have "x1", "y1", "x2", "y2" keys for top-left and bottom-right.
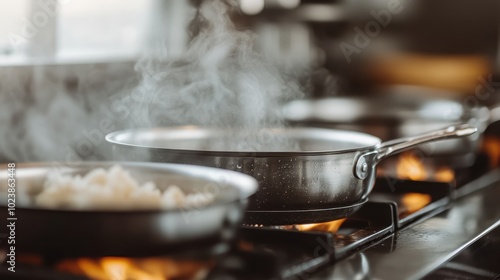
[
  {"x1": 294, "y1": 218, "x2": 346, "y2": 233},
  {"x1": 395, "y1": 152, "x2": 455, "y2": 182},
  {"x1": 434, "y1": 167, "x2": 455, "y2": 182},
  {"x1": 401, "y1": 193, "x2": 432, "y2": 214},
  {"x1": 396, "y1": 152, "x2": 428, "y2": 181},
  {"x1": 57, "y1": 257, "x2": 211, "y2": 280},
  {"x1": 482, "y1": 136, "x2": 500, "y2": 168}
]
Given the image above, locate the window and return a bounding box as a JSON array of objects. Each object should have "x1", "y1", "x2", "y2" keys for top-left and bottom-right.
[
  {"x1": 58, "y1": 0, "x2": 152, "y2": 57},
  {"x1": 0, "y1": 1, "x2": 29, "y2": 55},
  {"x1": 0, "y1": 0, "x2": 153, "y2": 60}
]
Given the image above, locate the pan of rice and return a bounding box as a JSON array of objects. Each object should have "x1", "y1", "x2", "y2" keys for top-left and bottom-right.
[{"x1": 0, "y1": 162, "x2": 257, "y2": 257}]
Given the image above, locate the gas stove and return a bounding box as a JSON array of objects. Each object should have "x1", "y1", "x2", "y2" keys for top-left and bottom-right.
[
  {"x1": 313, "y1": 168, "x2": 500, "y2": 280},
  {"x1": 1, "y1": 157, "x2": 499, "y2": 280}
]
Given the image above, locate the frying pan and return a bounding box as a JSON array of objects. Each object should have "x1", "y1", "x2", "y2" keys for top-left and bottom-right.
[
  {"x1": 283, "y1": 94, "x2": 500, "y2": 167},
  {"x1": 106, "y1": 125, "x2": 476, "y2": 225},
  {"x1": 0, "y1": 162, "x2": 257, "y2": 257}
]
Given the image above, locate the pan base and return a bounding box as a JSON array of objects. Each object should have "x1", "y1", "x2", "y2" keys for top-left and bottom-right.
[{"x1": 243, "y1": 199, "x2": 368, "y2": 225}]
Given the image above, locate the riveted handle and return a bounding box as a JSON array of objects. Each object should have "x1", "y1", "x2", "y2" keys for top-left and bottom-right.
[{"x1": 354, "y1": 124, "x2": 477, "y2": 180}]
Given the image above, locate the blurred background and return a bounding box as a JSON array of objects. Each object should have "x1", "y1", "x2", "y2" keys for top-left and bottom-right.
[
  {"x1": 0, "y1": 0, "x2": 499, "y2": 162},
  {"x1": 1, "y1": 0, "x2": 499, "y2": 93}
]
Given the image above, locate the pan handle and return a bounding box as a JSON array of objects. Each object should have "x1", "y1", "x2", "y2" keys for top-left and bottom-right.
[{"x1": 354, "y1": 124, "x2": 477, "y2": 179}]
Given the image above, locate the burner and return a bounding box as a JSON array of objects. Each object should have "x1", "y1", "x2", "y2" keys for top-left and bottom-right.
[
  {"x1": 371, "y1": 178, "x2": 452, "y2": 228},
  {"x1": 244, "y1": 198, "x2": 368, "y2": 225},
  {"x1": 2, "y1": 162, "x2": 498, "y2": 280}
]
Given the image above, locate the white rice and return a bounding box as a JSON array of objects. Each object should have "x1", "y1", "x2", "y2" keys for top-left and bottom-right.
[{"x1": 35, "y1": 165, "x2": 215, "y2": 210}]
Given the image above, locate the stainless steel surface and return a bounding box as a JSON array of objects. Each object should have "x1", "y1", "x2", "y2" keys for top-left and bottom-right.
[
  {"x1": 313, "y1": 170, "x2": 500, "y2": 280},
  {"x1": 354, "y1": 124, "x2": 476, "y2": 180},
  {"x1": 490, "y1": 104, "x2": 500, "y2": 125},
  {"x1": 424, "y1": 222, "x2": 500, "y2": 279},
  {"x1": 375, "y1": 124, "x2": 477, "y2": 163},
  {"x1": 106, "y1": 126, "x2": 475, "y2": 224},
  {"x1": 0, "y1": 162, "x2": 258, "y2": 256},
  {"x1": 283, "y1": 95, "x2": 493, "y2": 167},
  {"x1": 354, "y1": 124, "x2": 477, "y2": 196},
  {"x1": 244, "y1": 198, "x2": 368, "y2": 225}
]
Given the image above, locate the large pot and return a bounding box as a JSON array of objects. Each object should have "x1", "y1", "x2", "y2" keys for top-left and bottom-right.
[{"x1": 106, "y1": 125, "x2": 476, "y2": 225}]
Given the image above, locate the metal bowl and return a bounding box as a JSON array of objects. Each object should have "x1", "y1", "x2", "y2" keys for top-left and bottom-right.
[{"x1": 0, "y1": 162, "x2": 258, "y2": 257}]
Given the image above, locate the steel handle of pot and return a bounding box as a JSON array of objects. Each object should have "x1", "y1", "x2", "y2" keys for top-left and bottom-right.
[
  {"x1": 354, "y1": 124, "x2": 477, "y2": 180},
  {"x1": 375, "y1": 124, "x2": 477, "y2": 162}
]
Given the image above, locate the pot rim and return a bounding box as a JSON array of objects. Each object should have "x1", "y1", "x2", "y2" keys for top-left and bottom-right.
[{"x1": 105, "y1": 126, "x2": 382, "y2": 157}]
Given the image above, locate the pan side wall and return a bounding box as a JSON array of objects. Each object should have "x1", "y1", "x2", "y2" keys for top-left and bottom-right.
[{"x1": 111, "y1": 145, "x2": 374, "y2": 211}]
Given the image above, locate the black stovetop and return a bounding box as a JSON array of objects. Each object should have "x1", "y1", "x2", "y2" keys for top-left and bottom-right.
[
  {"x1": 2, "y1": 163, "x2": 500, "y2": 279},
  {"x1": 312, "y1": 168, "x2": 500, "y2": 280}
]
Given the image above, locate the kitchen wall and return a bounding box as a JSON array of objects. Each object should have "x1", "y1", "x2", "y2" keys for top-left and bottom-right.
[{"x1": 0, "y1": 61, "x2": 137, "y2": 162}]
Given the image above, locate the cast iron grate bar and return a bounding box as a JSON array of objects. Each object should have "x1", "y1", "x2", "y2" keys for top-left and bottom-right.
[
  {"x1": 334, "y1": 201, "x2": 395, "y2": 259},
  {"x1": 237, "y1": 200, "x2": 396, "y2": 278},
  {"x1": 238, "y1": 227, "x2": 333, "y2": 279},
  {"x1": 371, "y1": 178, "x2": 453, "y2": 229},
  {"x1": 207, "y1": 250, "x2": 281, "y2": 280}
]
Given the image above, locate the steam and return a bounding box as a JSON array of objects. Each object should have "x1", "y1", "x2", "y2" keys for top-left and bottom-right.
[
  {"x1": 0, "y1": 0, "x2": 303, "y2": 163},
  {"x1": 133, "y1": 0, "x2": 303, "y2": 150},
  {"x1": 0, "y1": 65, "x2": 135, "y2": 162}
]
